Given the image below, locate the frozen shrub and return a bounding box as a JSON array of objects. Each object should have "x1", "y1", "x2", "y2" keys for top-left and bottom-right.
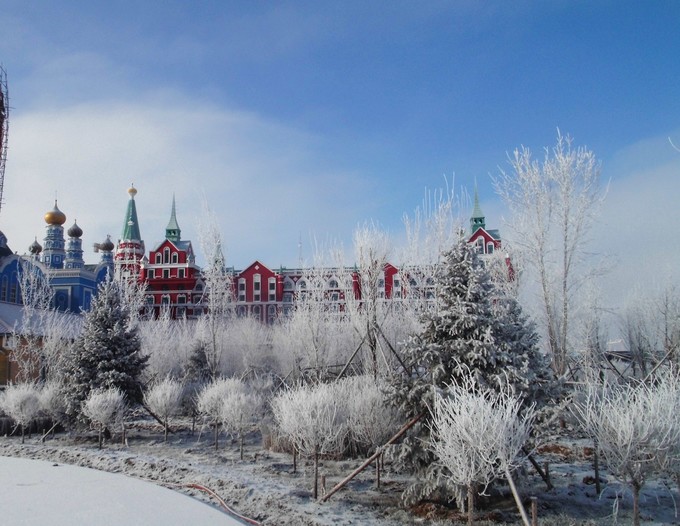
[
  {"x1": 82, "y1": 388, "x2": 126, "y2": 449},
  {"x1": 0, "y1": 383, "x2": 41, "y2": 443},
  {"x1": 197, "y1": 378, "x2": 246, "y2": 450},
  {"x1": 573, "y1": 371, "x2": 680, "y2": 526},
  {"x1": 144, "y1": 378, "x2": 184, "y2": 442},
  {"x1": 429, "y1": 378, "x2": 535, "y2": 526},
  {"x1": 272, "y1": 382, "x2": 348, "y2": 499},
  {"x1": 220, "y1": 389, "x2": 261, "y2": 460}
]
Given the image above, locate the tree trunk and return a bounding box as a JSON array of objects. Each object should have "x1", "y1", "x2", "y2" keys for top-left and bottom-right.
[
  {"x1": 467, "y1": 483, "x2": 475, "y2": 526},
  {"x1": 240, "y1": 433, "x2": 244, "y2": 461},
  {"x1": 98, "y1": 423, "x2": 103, "y2": 449},
  {"x1": 164, "y1": 420, "x2": 168, "y2": 443},
  {"x1": 313, "y1": 448, "x2": 320, "y2": 500},
  {"x1": 632, "y1": 481, "x2": 641, "y2": 526},
  {"x1": 214, "y1": 421, "x2": 219, "y2": 450},
  {"x1": 593, "y1": 439, "x2": 601, "y2": 496},
  {"x1": 21, "y1": 424, "x2": 25, "y2": 444}
]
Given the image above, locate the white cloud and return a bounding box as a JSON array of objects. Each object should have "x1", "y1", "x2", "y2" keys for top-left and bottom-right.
[{"x1": 2, "y1": 92, "x2": 374, "y2": 269}]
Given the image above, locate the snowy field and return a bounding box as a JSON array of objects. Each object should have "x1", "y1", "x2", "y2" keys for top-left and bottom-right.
[
  {"x1": 0, "y1": 455, "x2": 239, "y2": 525},
  {"x1": 1, "y1": 419, "x2": 680, "y2": 525}
]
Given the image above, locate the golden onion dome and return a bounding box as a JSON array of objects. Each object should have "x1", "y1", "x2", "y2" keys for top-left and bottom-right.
[
  {"x1": 128, "y1": 184, "x2": 137, "y2": 198},
  {"x1": 44, "y1": 200, "x2": 67, "y2": 226}
]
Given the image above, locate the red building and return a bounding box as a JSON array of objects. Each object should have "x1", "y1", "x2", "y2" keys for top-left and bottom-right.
[{"x1": 140, "y1": 196, "x2": 202, "y2": 318}]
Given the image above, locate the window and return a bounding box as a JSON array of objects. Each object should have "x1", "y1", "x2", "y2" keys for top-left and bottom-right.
[
  {"x1": 163, "y1": 247, "x2": 170, "y2": 263},
  {"x1": 268, "y1": 278, "x2": 276, "y2": 301},
  {"x1": 161, "y1": 295, "x2": 170, "y2": 306},
  {"x1": 179, "y1": 268, "x2": 185, "y2": 279},
  {"x1": 1, "y1": 276, "x2": 7, "y2": 301},
  {"x1": 238, "y1": 278, "x2": 246, "y2": 302},
  {"x1": 487, "y1": 243, "x2": 494, "y2": 254},
  {"x1": 283, "y1": 279, "x2": 294, "y2": 291},
  {"x1": 172, "y1": 252, "x2": 178, "y2": 264},
  {"x1": 254, "y1": 274, "x2": 261, "y2": 302},
  {"x1": 252, "y1": 305, "x2": 261, "y2": 318},
  {"x1": 393, "y1": 278, "x2": 401, "y2": 288},
  {"x1": 163, "y1": 269, "x2": 170, "y2": 279},
  {"x1": 148, "y1": 269, "x2": 155, "y2": 279},
  {"x1": 155, "y1": 253, "x2": 161, "y2": 264},
  {"x1": 283, "y1": 292, "x2": 293, "y2": 303},
  {"x1": 328, "y1": 278, "x2": 338, "y2": 288},
  {"x1": 476, "y1": 238, "x2": 484, "y2": 254},
  {"x1": 177, "y1": 295, "x2": 186, "y2": 304}
]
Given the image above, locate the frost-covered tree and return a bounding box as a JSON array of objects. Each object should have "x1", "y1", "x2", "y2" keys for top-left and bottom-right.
[
  {"x1": 573, "y1": 372, "x2": 680, "y2": 526},
  {"x1": 61, "y1": 278, "x2": 148, "y2": 423},
  {"x1": 197, "y1": 378, "x2": 244, "y2": 450},
  {"x1": 82, "y1": 388, "x2": 126, "y2": 449},
  {"x1": 342, "y1": 375, "x2": 402, "y2": 455},
  {"x1": 0, "y1": 382, "x2": 41, "y2": 443},
  {"x1": 386, "y1": 238, "x2": 556, "y2": 505},
  {"x1": 144, "y1": 378, "x2": 184, "y2": 442},
  {"x1": 429, "y1": 378, "x2": 535, "y2": 526},
  {"x1": 197, "y1": 204, "x2": 234, "y2": 380},
  {"x1": 494, "y1": 132, "x2": 605, "y2": 377},
  {"x1": 220, "y1": 384, "x2": 261, "y2": 460},
  {"x1": 272, "y1": 382, "x2": 349, "y2": 499}
]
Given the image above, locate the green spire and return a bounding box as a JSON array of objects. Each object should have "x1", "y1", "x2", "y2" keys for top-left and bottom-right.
[
  {"x1": 121, "y1": 186, "x2": 142, "y2": 241},
  {"x1": 470, "y1": 185, "x2": 486, "y2": 233},
  {"x1": 165, "y1": 194, "x2": 181, "y2": 243}
]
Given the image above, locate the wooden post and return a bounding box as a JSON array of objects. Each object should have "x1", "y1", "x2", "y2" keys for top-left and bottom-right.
[
  {"x1": 530, "y1": 496, "x2": 538, "y2": 526},
  {"x1": 321, "y1": 413, "x2": 424, "y2": 502},
  {"x1": 506, "y1": 467, "x2": 531, "y2": 526}
]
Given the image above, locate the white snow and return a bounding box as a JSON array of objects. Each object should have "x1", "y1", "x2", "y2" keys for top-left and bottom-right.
[{"x1": 0, "y1": 455, "x2": 239, "y2": 525}]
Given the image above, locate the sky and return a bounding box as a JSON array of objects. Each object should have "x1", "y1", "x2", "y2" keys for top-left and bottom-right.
[{"x1": 1, "y1": 1, "x2": 679, "y2": 312}]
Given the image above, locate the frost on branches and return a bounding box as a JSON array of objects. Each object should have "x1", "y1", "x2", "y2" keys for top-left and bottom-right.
[
  {"x1": 61, "y1": 279, "x2": 148, "y2": 423},
  {"x1": 386, "y1": 238, "x2": 557, "y2": 505}
]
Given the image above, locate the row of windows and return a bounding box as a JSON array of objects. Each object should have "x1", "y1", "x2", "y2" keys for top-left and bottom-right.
[
  {"x1": 154, "y1": 248, "x2": 180, "y2": 264},
  {"x1": 148, "y1": 268, "x2": 187, "y2": 279}
]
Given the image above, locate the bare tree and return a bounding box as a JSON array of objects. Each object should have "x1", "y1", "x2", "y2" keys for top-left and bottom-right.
[
  {"x1": 272, "y1": 382, "x2": 349, "y2": 499},
  {"x1": 429, "y1": 378, "x2": 535, "y2": 526},
  {"x1": 219, "y1": 384, "x2": 261, "y2": 460},
  {"x1": 0, "y1": 382, "x2": 41, "y2": 443},
  {"x1": 494, "y1": 131, "x2": 606, "y2": 377},
  {"x1": 82, "y1": 387, "x2": 127, "y2": 449},
  {"x1": 144, "y1": 378, "x2": 184, "y2": 442},
  {"x1": 573, "y1": 371, "x2": 680, "y2": 526},
  {"x1": 197, "y1": 204, "x2": 233, "y2": 380}
]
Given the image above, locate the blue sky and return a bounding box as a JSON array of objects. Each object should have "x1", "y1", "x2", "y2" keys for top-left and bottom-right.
[{"x1": 1, "y1": 1, "x2": 680, "y2": 308}]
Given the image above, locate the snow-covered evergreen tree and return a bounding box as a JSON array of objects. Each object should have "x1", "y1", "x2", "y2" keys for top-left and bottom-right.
[
  {"x1": 61, "y1": 279, "x2": 148, "y2": 423},
  {"x1": 386, "y1": 238, "x2": 557, "y2": 505}
]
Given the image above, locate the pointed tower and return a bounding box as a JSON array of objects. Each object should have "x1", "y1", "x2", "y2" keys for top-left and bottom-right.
[
  {"x1": 42, "y1": 200, "x2": 67, "y2": 269},
  {"x1": 165, "y1": 195, "x2": 181, "y2": 243},
  {"x1": 64, "y1": 220, "x2": 84, "y2": 269},
  {"x1": 115, "y1": 185, "x2": 146, "y2": 279},
  {"x1": 470, "y1": 187, "x2": 486, "y2": 234}
]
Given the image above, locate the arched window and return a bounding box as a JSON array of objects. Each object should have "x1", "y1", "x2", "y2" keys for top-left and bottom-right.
[
  {"x1": 163, "y1": 247, "x2": 170, "y2": 263},
  {"x1": 172, "y1": 252, "x2": 178, "y2": 264},
  {"x1": 155, "y1": 253, "x2": 161, "y2": 264}
]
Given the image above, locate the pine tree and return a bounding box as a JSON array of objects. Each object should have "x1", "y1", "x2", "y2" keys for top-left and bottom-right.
[
  {"x1": 386, "y1": 238, "x2": 557, "y2": 505},
  {"x1": 62, "y1": 279, "x2": 148, "y2": 423}
]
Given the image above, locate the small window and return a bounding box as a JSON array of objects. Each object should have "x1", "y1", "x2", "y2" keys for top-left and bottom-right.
[
  {"x1": 172, "y1": 252, "x2": 178, "y2": 264},
  {"x1": 179, "y1": 268, "x2": 185, "y2": 279},
  {"x1": 393, "y1": 278, "x2": 401, "y2": 288},
  {"x1": 283, "y1": 279, "x2": 294, "y2": 291},
  {"x1": 163, "y1": 269, "x2": 170, "y2": 279},
  {"x1": 328, "y1": 279, "x2": 338, "y2": 288},
  {"x1": 177, "y1": 295, "x2": 186, "y2": 304},
  {"x1": 164, "y1": 247, "x2": 170, "y2": 263},
  {"x1": 487, "y1": 243, "x2": 494, "y2": 254},
  {"x1": 148, "y1": 269, "x2": 155, "y2": 279},
  {"x1": 155, "y1": 253, "x2": 161, "y2": 264}
]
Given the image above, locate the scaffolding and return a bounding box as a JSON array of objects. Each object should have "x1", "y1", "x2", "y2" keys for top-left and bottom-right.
[{"x1": 0, "y1": 66, "x2": 7, "y2": 216}]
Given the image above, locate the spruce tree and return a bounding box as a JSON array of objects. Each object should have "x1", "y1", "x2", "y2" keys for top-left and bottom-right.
[
  {"x1": 62, "y1": 279, "x2": 148, "y2": 422},
  {"x1": 386, "y1": 238, "x2": 557, "y2": 505}
]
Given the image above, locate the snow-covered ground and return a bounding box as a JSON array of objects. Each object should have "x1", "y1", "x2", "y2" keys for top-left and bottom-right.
[
  {"x1": 0, "y1": 455, "x2": 239, "y2": 525},
  {"x1": 1, "y1": 419, "x2": 680, "y2": 525}
]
